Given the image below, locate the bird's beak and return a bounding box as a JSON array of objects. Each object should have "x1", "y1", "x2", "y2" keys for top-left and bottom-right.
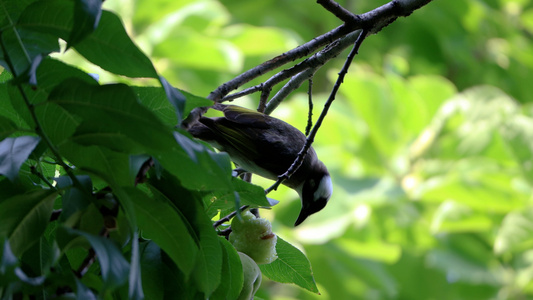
[{"x1": 294, "y1": 208, "x2": 310, "y2": 227}]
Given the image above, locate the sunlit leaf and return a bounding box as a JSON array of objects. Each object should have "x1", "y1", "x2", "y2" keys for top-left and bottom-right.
[
  {"x1": 260, "y1": 236, "x2": 319, "y2": 293},
  {"x1": 74, "y1": 11, "x2": 157, "y2": 78}
]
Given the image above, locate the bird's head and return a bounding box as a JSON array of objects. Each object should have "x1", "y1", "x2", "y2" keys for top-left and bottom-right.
[{"x1": 294, "y1": 163, "x2": 333, "y2": 226}]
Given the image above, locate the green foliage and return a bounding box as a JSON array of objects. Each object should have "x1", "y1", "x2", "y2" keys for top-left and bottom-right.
[{"x1": 0, "y1": 0, "x2": 304, "y2": 299}]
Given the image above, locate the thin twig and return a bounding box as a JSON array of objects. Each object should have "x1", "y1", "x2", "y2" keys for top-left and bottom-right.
[
  {"x1": 182, "y1": 0, "x2": 435, "y2": 129},
  {"x1": 305, "y1": 78, "x2": 314, "y2": 136},
  {"x1": 265, "y1": 29, "x2": 369, "y2": 194},
  {"x1": 213, "y1": 205, "x2": 249, "y2": 228},
  {"x1": 317, "y1": 0, "x2": 359, "y2": 24}
]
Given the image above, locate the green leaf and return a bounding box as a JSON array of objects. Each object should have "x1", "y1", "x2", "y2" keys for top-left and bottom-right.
[
  {"x1": 0, "y1": 27, "x2": 59, "y2": 76},
  {"x1": 0, "y1": 0, "x2": 35, "y2": 28},
  {"x1": 123, "y1": 187, "x2": 198, "y2": 277},
  {"x1": 132, "y1": 85, "x2": 210, "y2": 127},
  {"x1": 139, "y1": 241, "x2": 195, "y2": 300},
  {"x1": 74, "y1": 10, "x2": 157, "y2": 78},
  {"x1": 0, "y1": 135, "x2": 41, "y2": 181},
  {"x1": 158, "y1": 131, "x2": 233, "y2": 191},
  {"x1": 204, "y1": 177, "x2": 271, "y2": 218},
  {"x1": 59, "y1": 141, "x2": 132, "y2": 187},
  {"x1": 260, "y1": 236, "x2": 319, "y2": 294},
  {"x1": 0, "y1": 189, "x2": 57, "y2": 256},
  {"x1": 159, "y1": 76, "x2": 185, "y2": 124},
  {"x1": 48, "y1": 78, "x2": 176, "y2": 153},
  {"x1": 132, "y1": 86, "x2": 178, "y2": 126},
  {"x1": 16, "y1": 0, "x2": 73, "y2": 40},
  {"x1": 212, "y1": 237, "x2": 244, "y2": 300},
  {"x1": 55, "y1": 175, "x2": 93, "y2": 222},
  {"x1": 71, "y1": 229, "x2": 130, "y2": 291},
  {"x1": 0, "y1": 115, "x2": 18, "y2": 140},
  {"x1": 68, "y1": 0, "x2": 103, "y2": 47},
  {"x1": 148, "y1": 171, "x2": 223, "y2": 297}
]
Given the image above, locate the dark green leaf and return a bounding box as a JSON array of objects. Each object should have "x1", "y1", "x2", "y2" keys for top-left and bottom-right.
[
  {"x1": 0, "y1": 135, "x2": 41, "y2": 181},
  {"x1": 122, "y1": 187, "x2": 198, "y2": 277},
  {"x1": 48, "y1": 79, "x2": 176, "y2": 153},
  {"x1": 0, "y1": 115, "x2": 17, "y2": 140},
  {"x1": 260, "y1": 236, "x2": 319, "y2": 293},
  {"x1": 148, "y1": 171, "x2": 223, "y2": 297},
  {"x1": 17, "y1": 0, "x2": 73, "y2": 40},
  {"x1": 59, "y1": 141, "x2": 132, "y2": 187},
  {"x1": 212, "y1": 237, "x2": 244, "y2": 300},
  {"x1": 140, "y1": 241, "x2": 194, "y2": 300},
  {"x1": 68, "y1": 0, "x2": 103, "y2": 47},
  {"x1": 55, "y1": 175, "x2": 93, "y2": 221},
  {"x1": 70, "y1": 228, "x2": 130, "y2": 290},
  {"x1": 0, "y1": 189, "x2": 57, "y2": 256},
  {"x1": 0, "y1": 27, "x2": 59, "y2": 77},
  {"x1": 74, "y1": 11, "x2": 157, "y2": 78},
  {"x1": 0, "y1": 0, "x2": 35, "y2": 28}
]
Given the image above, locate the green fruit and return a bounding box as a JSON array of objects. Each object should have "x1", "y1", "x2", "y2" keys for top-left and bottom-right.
[
  {"x1": 229, "y1": 211, "x2": 277, "y2": 264},
  {"x1": 237, "y1": 252, "x2": 262, "y2": 300}
]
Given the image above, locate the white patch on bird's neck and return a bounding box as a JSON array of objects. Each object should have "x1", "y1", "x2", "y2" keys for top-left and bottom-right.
[{"x1": 314, "y1": 175, "x2": 332, "y2": 202}]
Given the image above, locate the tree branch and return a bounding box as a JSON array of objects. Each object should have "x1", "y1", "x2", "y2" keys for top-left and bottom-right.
[{"x1": 181, "y1": 0, "x2": 434, "y2": 129}]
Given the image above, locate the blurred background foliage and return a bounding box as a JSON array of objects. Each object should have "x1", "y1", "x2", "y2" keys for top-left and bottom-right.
[{"x1": 59, "y1": 0, "x2": 533, "y2": 298}]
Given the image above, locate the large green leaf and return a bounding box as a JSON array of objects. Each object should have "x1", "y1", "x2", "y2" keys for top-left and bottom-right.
[
  {"x1": 211, "y1": 237, "x2": 244, "y2": 300},
  {"x1": 148, "y1": 171, "x2": 223, "y2": 297},
  {"x1": 0, "y1": 189, "x2": 57, "y2": 256},
  {"x1": 260, "y1": 236, "x2": 319, "y2": 293},
  {"x1": 0, "y1": 135, "x2": 41, "y2": 181},
  {"x1": 48, "y1": 78, "x2": 176, "y2": 153},
  {"x1": 121, "y1": 187, "x2": 198, "y2": 277},
  {"x1": 74, "y1": 10, "x2": 157, "y2": 78}
]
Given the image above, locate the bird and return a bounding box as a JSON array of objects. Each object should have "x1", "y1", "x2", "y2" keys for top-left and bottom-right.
[{"x1": 187, "y1": 104, "x2": 332, "y2": 226}]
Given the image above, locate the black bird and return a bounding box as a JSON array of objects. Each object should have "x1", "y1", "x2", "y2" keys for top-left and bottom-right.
[{"x1": 188, "y1": 104, "x2": 332, "y2": 226}]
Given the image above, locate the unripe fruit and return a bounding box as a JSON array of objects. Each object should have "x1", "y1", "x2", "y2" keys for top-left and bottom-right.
[
  {"x1": 229, "y1": 211, "x2": 277, "y2": 264},
  {"x1": 237, "y1": 252, "x2": 262, "y2": 300}
]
